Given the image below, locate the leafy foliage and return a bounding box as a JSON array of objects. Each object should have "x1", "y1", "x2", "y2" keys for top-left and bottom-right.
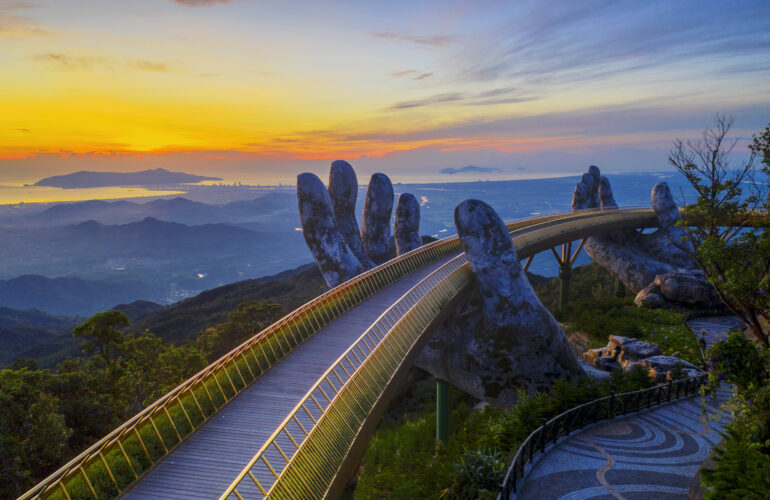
[
  {"x1": 534, "y1": 262, "x2": 631, "y2": 310},
  {"x1": 671, "y1": 115, "x2": 770, "y2": 345},
  {"x1": 555, "y1": 297, "x2": 702, "y2": 363},
  {"x1": 354, "y1": 367, "x2": 655, "y2": 500},
  {"x1": 702, "y1": 332, "x2": 770, "y2": 498},
  {"x1": 0, "y1": 312, "x2": 207, "y2": 498}
]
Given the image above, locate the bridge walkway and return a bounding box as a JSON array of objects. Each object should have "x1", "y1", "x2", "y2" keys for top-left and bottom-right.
[{"x1": 122, "y1": 254, "x2": 457, "y2": 500}]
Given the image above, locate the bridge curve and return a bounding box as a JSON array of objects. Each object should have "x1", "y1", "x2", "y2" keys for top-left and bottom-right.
[{"x1": 21, "y1": 207, "x2": 660, "y2": 500}]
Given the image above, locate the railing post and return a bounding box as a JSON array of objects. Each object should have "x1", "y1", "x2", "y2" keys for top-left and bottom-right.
[
  {"x1": 540, "y1": 418, "x2": 547, "y2": 454},
  {"x1": 436, "y1": 378, "x2": 449, "y2": 446},
  {"x1": 667, "y1": 380, "x2": 672, "y2": 402}
]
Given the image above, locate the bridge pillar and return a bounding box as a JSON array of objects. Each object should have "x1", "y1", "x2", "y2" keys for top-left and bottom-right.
[
  {"x1": 436, "y1": 378, "x2": 449, "y2": 446},
  {"x1": 614, "y1": 277, "x2": 625, "y2": 298},
  {"x1": 558, "y1": 263, "x2": 571, "y2": 308}
]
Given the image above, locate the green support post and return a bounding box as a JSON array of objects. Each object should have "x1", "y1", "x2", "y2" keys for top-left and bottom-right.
[
  {"x1": 436, "y1": 378, "x2": 449, "y2": 446},
  {"x1": 614, "y1": 278, "x2": 625, "y2": 298},
  {"x1": 558, "y1": 263, "x2": 571, "y2": 308}
]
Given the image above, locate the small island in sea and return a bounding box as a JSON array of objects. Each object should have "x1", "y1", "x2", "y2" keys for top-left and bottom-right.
[{"x1": 32, "y1": 168, "x2": 222, "y2": 189}]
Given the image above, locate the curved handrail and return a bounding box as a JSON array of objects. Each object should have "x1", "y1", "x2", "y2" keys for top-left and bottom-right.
[
  {"x1": 219, "y1": 207, "x2": 660, "y2": 499},
  {"x1": 21, "y1": 208, "x2": 619, "y2": 500},
  {"x1": 497, "y1": 375, "x2": 707, "y2": 499}
]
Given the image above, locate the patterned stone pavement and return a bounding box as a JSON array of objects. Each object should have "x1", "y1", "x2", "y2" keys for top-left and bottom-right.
[{"x1": 516, "y1": 316, "x2": 741, "y2": 500}]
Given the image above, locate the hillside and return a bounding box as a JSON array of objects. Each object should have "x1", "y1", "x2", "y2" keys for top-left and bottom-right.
[
  {"x1": 0, "y1": 307, "x2": 80, "y2": 365},
  {"x1": 133, "y1": 264, "x2": 327, "y2": 344}
]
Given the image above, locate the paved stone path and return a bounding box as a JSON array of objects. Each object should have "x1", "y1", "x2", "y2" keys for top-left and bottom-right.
[{"x1": 516, "y1": 316, "x2": 742, "y2": 500}]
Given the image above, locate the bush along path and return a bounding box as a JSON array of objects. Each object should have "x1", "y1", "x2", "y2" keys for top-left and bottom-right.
[{"x1": 515, "y1": 316, "x2": 742, "y2": 500}]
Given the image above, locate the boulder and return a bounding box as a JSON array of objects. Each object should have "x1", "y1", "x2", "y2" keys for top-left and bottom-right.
[
  {"x1": 393, "y1": 193, "x2": 422, "y2": 255},
  {"x1": 361, "y1": 173, "x2": 395, "y2": 265},
  {"x1": 297, "y1": 173, "x2": 365, "y2": 288},
  {"x1": 608, "y1": 335, "x2": 662, "y2": 365},
  {"x1": 654, "y1": 271, "x2": 721, "y2": 308},
  {"x1": 638, "y1": 355, "x2": 702, "y2": 383},
  {"x1": 634, "y1": 283, "x2": 666, "y2": 308},
  {"x1": 328, "y1": 160, "x2": 374, "y2": 269}
]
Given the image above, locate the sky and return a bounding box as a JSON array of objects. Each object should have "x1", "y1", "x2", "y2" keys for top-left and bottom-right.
[{"x1": 1, "y1": 0, "x2": 769, "y2": 186}]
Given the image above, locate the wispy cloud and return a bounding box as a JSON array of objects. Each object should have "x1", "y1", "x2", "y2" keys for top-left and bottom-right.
[
  {"x1": 0, "y1": 2, "x2": 53, "y2": 38},
  {"x1": 373, "y1": 31, "x2": 458, "y2": 47},
  {"x1": 391, "y1": 70, "x2": 416, "y2": 77},
  {"x1": 173, "y1": 0, "x2": 229, "y2": 6},
  {"x1": 414, "y1": 72, "x2": 433, "y2": 81},
  {"x1": 31, "y1": 53, "x2": 180, "y2": 73},
  {"x1": 451, "y1": 0, "x2": 770, "y2": 86},
  {"x1": 387, "y1": 88, "x2": 537, "y2": 110},
  {"x1": 130, "y1": 59, "x2": 172, "y2": 72},
  {"x1": 389, "y1": 92, "x2": 465, "y2": 110},
  {"x1": 30, "y1": 53, "x2": 110, "y2": 70}
]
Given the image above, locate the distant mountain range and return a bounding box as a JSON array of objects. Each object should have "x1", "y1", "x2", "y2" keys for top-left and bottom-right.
[
  {"x1": 440, "y1": 165, "x2": 503, "y2": 175},
  {"x1": 33, "y1": 168, "x2": 221, "y2": 188},
  {"x1": 0, "y1": 216, "x2": 311, "y2": 308},
  {"x1": 28, "y1": 192, "x2": 298, "y2": 227},
  {"x1": 0, "y1": 275, "x2": 157, "y2": 316}
]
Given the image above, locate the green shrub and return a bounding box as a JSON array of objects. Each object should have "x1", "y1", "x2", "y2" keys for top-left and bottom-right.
[{"x1": 442, "y1": 448, "x2": 505, "y2": 500}]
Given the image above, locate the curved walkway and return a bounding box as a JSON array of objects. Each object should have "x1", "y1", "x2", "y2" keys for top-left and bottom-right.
[{"x1": 517, "y1": 316, "x2": 742, "y2": 500}]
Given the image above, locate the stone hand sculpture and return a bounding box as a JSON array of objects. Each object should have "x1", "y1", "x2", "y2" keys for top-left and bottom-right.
[
  {"x1": 361, "y1": 173, "x2": 395, "y2": 265},
  {"x1": 572, "y1": 166, "x2": 720, "y2": 308},
  {"x1": 415, "y1": 200, "x2": 584, "y2": 405},
  {"x1": 394, "y1": 193, "x2": 422, "y2": 255},
  {"x1": 328, "y1": 160, "x2": 375, "y2": 269},
  {"x1": 298, "y1": 161, "x2": 420, "y2": 288},
  {"x1": 297, "y1": 173, "x2": 365, "y2": 288}
]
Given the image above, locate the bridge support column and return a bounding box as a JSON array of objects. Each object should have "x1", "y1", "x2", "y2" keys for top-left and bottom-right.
[
  {"x1": 551, "y1": 240, "x2": 585, "y2": 309},
  {"x1": 614, "y1": 277, "x2": 625, "y2": 298},
  {"x1": 558, "y1": 263, "x2": 571, "y2": 308},
  {"x1": 436, "y1": 378, "x2": 449, "y2": 446}
]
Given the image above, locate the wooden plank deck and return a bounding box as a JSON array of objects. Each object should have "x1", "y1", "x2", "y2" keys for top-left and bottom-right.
[{"x1": 122, "y1": 256, "x2": 456, "y2": 499}]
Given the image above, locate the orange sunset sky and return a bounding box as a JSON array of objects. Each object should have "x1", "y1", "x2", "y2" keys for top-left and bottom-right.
[{"x1": 1, "y1": 0, "x2": 769, "y2": 186}]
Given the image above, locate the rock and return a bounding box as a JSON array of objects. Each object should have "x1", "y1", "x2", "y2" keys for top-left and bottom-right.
[
  {"x1": 608, "y1": 335, "x2": 662, "y2": 364},
  {"x1": 416, "y1": 199, "x2": 584, "y2": 405},
  {"x1": 638, "y1": 355, "x2": 701, "y2": 383},
  {"x1": 654, "y1": 271, "x2": 721, "y2": 308},
  {"x1": 579, "y1": 359, "x2": 611, "y2": 379},
  {"x1": 361, "y1": 173, "x2": 395, "y2": 265},
  {"x1": 595, "y1": 356, "x2": 621, "y2": 371},
  {"x1": 634, "y1": 283, "x2": 666, "y2": 308},
  {"x1": 583, "y1": 347, "x2": 610, "y2": 365},
  {"x1": 327, "y1": 160, "x2": 374, "y2": 269},
  {"x1": 393, "y1": 193, "x2": 422, "y2": 255},
  {"x1": 297, "y1": 173, "x2": 365, "y2": 288}
]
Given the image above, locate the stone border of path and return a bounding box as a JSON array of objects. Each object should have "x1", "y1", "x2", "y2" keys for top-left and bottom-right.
[{"x1": 501, "y1": 315, "x2": 743, "y2": 500}]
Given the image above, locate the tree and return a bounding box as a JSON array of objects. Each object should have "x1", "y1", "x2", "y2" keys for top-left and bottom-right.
[
  {"x1": 0, "y1": 368, "x2": 72, "y2": 498},
  {"x1": 72, "y1": 310, "x2": 130, "y2": 362},
  {"x1": 212, "y1": 299, "x2": 285, "y2": 357},
  {"x1": 118, "y1": 332, "x2": 207, "y2": 413},
  {"x1": 669, "y1": 115, "x2": 770, "y2": 345}
]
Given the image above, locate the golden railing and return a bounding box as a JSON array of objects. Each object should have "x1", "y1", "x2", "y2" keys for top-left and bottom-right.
[
  {"x1": 19, "y1": 207, "x2": 659, "y2": 500},
  {"x1": 219, "y1": 207, "x2": 660, "y2": 500}
]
